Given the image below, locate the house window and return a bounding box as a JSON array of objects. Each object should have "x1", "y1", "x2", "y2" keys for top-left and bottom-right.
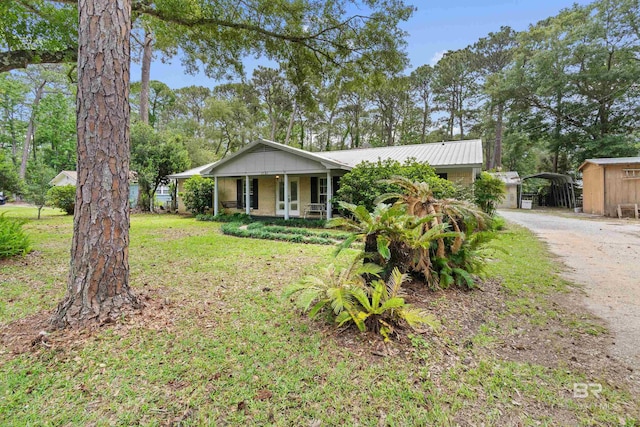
[
  {"x1": 437, "y1": 172, "x2": 448, "y2": 180},
  {"x1": 319, "y1": 178, "x2": 328, "y2": 204},
  {"x1": 236, "y1": 178, "x2": 259, "y2": 209},
  {"x1": 311, "y1": 177, "x2": 329, "y2": 204}
]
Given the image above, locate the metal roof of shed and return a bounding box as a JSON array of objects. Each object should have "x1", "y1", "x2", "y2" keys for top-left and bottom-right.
[{"x1": 578, "y1": 157, "x2": 640, "y2": 170}]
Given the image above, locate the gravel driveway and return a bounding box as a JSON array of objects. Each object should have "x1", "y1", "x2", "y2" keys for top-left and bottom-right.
[{"x1": 499, "y1": 209, "x2": 640, "y2": 369}]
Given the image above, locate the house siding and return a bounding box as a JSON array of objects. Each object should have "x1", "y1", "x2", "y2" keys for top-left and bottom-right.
[
  {"x1": 437, "y1": 168, "x2": 475, "y2": 186},
  {"x1": 582, "y1": 163, "x2": 605, "y2": 215},
  {"x1": 603, "y1": 164, "x2": 640, "y2": 216},
  {"x1": 581, "y1": 161, "x2": 640, "y2": 216},
  {"x1": 496, "y1": 185, "x2": 518, "y2": 209}
]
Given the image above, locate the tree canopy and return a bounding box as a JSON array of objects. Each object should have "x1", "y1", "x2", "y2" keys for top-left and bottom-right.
[{"x1": 1, "y1": 0, "x2": 415, "y2": 74}]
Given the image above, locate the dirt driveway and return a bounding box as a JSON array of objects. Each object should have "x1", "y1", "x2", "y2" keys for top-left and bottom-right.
[{"x1": 499, "y1": 209, "x2": 640, "y2": 369}]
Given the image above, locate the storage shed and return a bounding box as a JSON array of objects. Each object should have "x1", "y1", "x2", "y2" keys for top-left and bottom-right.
[
  {"x1": 578, "y1": 157, "x2": 640, "y2": 217},
  {"x1": 489, "y1": 172, "x2": 520, "y2": 209}
]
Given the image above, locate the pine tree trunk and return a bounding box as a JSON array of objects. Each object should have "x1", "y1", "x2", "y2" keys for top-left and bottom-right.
[
  {"x1": 53, "y1": 0, "x2": 138, "y2": 328},
  {"x1": 139, "y1": 30, "x2": 153, "y2": 125},
  {"x1": 421, "y1": 99, "x2": 429, "y2": 144},
  {"x1": 19, "y1": 81, "x2": 46, "y2": 180},
  {"x1": 492, "y1": 101, "x2": 504, "y2": 169}
]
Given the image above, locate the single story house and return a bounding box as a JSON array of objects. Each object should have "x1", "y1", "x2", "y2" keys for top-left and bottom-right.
[
  {"x1": 49, "y1": 170, "x2": 78, "y2": 187},
  {"x1": 579, "y1": 157, "x2": 640, "y2": 217},
  {"x1": 489, "y1": 171, "x2": 520, "y2": 209},
  {"x1": 170, "y1": 138, "x2": 483, "y2": 219}
]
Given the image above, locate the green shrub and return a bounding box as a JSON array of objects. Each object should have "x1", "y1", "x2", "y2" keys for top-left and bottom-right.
[
  {"x1": 474, "y1": 172, "x2": 506, "y2": 216},
  {"x1": 47, "y1": 185, "x2": 76, "y2": 215},
  {"x1": 197, "y1": 212, "x2": 253, "y2": 223},
  {"x1": 332, "y1": 177, "x2": 493, "y2": 290},
  {"x1": 335, "y1": 158, "x2": 456, "y2": 211},
  {"x1": 269, "y1": 218, "x2": 327, "y2": 228},
  {"x1": 181, "y1": 175, "x2": 215, "y2": 215},
  {"x1": 0, "y1": 214, "x2": 31, "y2": 258},
  {"x1": 0, "y1": 152, "x2": 22, "y2": 195}
]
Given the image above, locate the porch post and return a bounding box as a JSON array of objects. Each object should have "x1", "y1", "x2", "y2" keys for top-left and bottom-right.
[
  {"x1": 245, "y1": 175, "x2": 251, "y2": 215},
  {"x1": 284, "y1": 173, "x2": 290, "y2": 220},
  {"x1": 326, "y1": 170, "x2": 332, "y2": 220},
  {"x1": 214, "y1": 176, "x2": 219, "y2": 216}
]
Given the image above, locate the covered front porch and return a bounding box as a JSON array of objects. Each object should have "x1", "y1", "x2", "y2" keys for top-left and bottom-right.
[{"x1": 211, "y1": 173, "x2": 341, "y2": 220}]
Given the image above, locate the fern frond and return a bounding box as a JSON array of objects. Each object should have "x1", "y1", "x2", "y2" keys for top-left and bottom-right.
[
  {"x1": 387, "y1": 267, "x2": 408, "y2": 297},
  {"x1": 380, "y1": 297, "x2": 406, "y2": 311},
  {"x1": 400, "y1": 308, "x2": 441, "y2": 331}
]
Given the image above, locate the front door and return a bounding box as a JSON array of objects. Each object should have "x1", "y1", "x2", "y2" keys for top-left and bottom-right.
[{"x1": 276, "y1": 177, "x2": 300, "y2": 217}]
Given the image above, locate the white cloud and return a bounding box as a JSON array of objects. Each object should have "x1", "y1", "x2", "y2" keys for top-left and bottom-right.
[{"x1": 429, "y1": 50, "x2": 447, "y2": 66}]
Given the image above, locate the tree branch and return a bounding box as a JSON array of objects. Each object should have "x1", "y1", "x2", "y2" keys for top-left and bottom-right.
[{"x1": 0, "y1": 47, "x2": 77, "y2": 73}]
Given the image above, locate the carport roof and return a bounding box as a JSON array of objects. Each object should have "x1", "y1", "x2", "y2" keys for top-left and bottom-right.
[{"x1": 521, "y1": 172, "x2": 575, "y2": 184}]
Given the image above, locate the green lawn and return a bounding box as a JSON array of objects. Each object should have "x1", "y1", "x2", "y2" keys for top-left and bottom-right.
[{"x1": 1, "y1": 205, "x2": 638, "y2": 426}]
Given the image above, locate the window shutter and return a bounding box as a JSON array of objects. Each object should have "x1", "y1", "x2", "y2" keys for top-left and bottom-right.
[
  {"x1": 236, "y1": 179, "x2": 243, "y2": 208},
  {"x1": 252, "y1": 179, "x2": 259, "y2": 209},
  {"x1": 310, "y1": 177, "x2": 318, "y2": 203},
  {"x1": 332, "y1": 176, "x2": 340, "y2": 213}
]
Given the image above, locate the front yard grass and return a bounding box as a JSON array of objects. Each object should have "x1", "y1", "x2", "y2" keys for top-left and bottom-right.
[{"x1": 0, "y1": 206, "x2": 638, "y2": 425}]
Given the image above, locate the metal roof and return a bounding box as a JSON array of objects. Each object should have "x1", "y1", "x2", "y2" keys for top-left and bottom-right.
[
  {"x1": 167, "y1": 162, "x2": 218, "y2": 179},
  {"x1": 578, "y1": 157, "x2": 640, "y2": 170},
  {"x1": 170, "y1": 139, "x2": 483, "y2": 179},
  {"x1": 521, "y1": 172, "x2": 575, "y2": 184},
  {"x1": 489, "y1": 171, "x2": 520, "y2": 184},
  {"x1": 318, "y1": 139, "x2": 483, "y2": 168}
]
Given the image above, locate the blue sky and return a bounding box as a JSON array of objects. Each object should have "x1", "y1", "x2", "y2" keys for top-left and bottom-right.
[{"x1": 132, "y1": 0, "x2": 593, "y2": 89}]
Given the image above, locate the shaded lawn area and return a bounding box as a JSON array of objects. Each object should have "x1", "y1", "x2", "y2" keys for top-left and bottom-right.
[{"x1": 0, "y1": 205, "x2": 638, "y2": 426}]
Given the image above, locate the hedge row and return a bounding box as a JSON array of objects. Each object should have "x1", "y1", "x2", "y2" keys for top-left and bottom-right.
[
  {"x1": 197, "y1": 213, "x2": 327, "y2": 229},
  {"x1": 220, "y1": 222, "x2": 341, "y2": 245},
  {"x1": 246, "y1": 222, "x2": 350, "y2": 240}
]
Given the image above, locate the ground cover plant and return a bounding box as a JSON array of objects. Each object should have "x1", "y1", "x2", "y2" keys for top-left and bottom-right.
[
  {"x1": 198, "y1": 213, "x2": 326, "y2": 229},
  {"x1": 0, "y1": 206, "x2": 638, "y2": 425},
  {"x1": 220, "y1": 221, "x2": 349, "y2": 245}
]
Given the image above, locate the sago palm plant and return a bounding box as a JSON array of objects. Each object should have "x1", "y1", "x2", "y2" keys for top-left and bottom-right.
[{"x1": 285, "y1": 261, "x2": 438, "y2": 340}]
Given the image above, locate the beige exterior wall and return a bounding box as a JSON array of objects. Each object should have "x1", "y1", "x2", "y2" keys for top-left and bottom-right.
[
  {"x1": 603, "y1": 164, "x2": 640, "y2": 217},
  {"x1": 582, "y1": 163, "x2": 605, "y2": 215},
  {"x1": 176, "y1": 178, "x2": 188, "y2": 213},
  {"x1": 437, "y1": 168, "x2": 475, "y2": 186},
  {"x1": 496, "y1": 185, "x2": 518, "y2": 209},
  {"x1": 581, "y1": 162, "x2": 640, "y2": 216},
  {"x1": 51, "y1": 175, "x2": 76, "y2": 186}
]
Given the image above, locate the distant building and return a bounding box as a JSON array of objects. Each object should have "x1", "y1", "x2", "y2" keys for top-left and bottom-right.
[
  {"x1": 579, "y1": 157, "x2": 640, "y2": 217},
  {"x1": 488, "y1": 171, "x2": 520, "y2": 209}
]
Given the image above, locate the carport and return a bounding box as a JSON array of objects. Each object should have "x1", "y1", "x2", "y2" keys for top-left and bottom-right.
[{"x1": 519, "y1": 172, "x2": 577, "y2": 209}]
